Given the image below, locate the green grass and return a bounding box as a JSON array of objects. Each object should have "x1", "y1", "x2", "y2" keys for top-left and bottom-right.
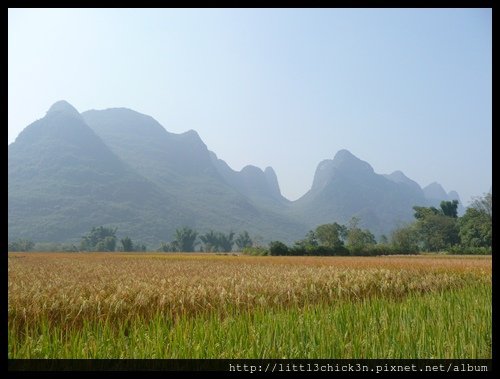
[{"x1": 9, "y1": 283, "x2": 491, "y2": 359}]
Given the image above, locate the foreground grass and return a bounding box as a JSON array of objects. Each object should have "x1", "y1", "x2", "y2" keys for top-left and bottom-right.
[
  {"x1": 8, "y1": 253, "x2": 491, "y2": 358},
  {"x1": 9, "y1": 283, "x2": 490, "y2": 358}
]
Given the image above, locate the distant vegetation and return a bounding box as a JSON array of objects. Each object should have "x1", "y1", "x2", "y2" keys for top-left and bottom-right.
[
  {"x1": 159, "y1": 229, "x2": 251, "y2": 253},
  {"x1": 8, "y1": 239, "x2": 34, "y2": 252},
  {"x1": 243, "y1": 193, "x2": 492, "y2": 256},
  {"x1": 80, "y1": 226, "x2": 117, "y2": 252},
  {"x1": 9, "y1": 193, "x2": 491, "y2": 255},
  {"x1": 246, "y1": 193, "x2": 491, "y2": 256}
]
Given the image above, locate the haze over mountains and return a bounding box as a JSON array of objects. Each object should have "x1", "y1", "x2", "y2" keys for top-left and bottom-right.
[{"x1": 8, "y1": 101, "x2": 464, "y2": 246}]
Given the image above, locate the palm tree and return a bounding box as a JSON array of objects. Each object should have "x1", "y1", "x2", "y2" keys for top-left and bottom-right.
[
  {"x1": 217, "y1": 231, "x2": 234, "y2": 252},
  {"x1": 173, "y1": 227, "x2": 198, "y2": 252},
  {"x1": 235, "y1": 231, "x2": 253, "y2": 250},
  {"x1": 200, "y1": 230, "x2": 219, "y2": 252}
]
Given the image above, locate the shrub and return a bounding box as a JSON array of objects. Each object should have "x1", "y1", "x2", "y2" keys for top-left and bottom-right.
[
  {"x1": 269, "y1": 241, "x2": 289, "y2": 256},
  {"x1": 447, "y1": 246, "x2": 491, "y2": 255},
  {"x1": 289, "y1": 245, "x2": 307, "y2": 256}
]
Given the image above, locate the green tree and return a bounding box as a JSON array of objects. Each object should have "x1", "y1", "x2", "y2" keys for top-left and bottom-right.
[
  {"x1": 390, "y1": 224, "x2": 419, "y2": 253},
  {"x1": 269, "y1": 241, "x2": 289, "y2": 256},
  {"x1": 315, "y1": 223, "x2": 347, "y2": 249},
  {"x1": 173, "y1": 227, "x2": 198, "y2": 252},
  {"x1": 81, "y1": 226, "x2": 117, "y2": 252},
  {"x1": 459, "y1": 207, "x2": 492, "y2": 248},
  {"x1": 290, "y1": 230, "x2": 315, "y2": 255},
  {"x1": 346, "y1": 217, "x2": 376, "y2": 253},
  {"x1": 96, "y1": 236, "x2": 116, "y2": 252},
  {"x1": 347, "y1": 228, "x2": 376, "y2": 252},
  {"x1": 470, "y1": 192, "x2": 492, "y2": 219},
  {"x1": 413, "y1": 206, "x2": 440, "y2": 220},
  {"x1": 235, "y1": 231, "x2": 253, "y2": 250},
  {"x1": 295, "y1": 230, "x2": 318, "y2": 249},
  {"x1": 200, "y1": 230, "x2": 219, "y2": 252},
  {"x1": 412, "y1": 206, "x2": 459, "y2": 252},
  {"x1": 440, "y1": 200, "x2": 459, "y2": 218},
  {"x1": 120, "y1": 236, "x2": 134, "y2": 252},
  {"x1": 217, "y1": 231, "x2": 235, "y2": 252}
]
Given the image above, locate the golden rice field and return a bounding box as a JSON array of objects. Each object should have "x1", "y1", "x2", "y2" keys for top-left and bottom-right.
[{"x1": 8, "y1": 253, "x2": 491, "y2": 358}]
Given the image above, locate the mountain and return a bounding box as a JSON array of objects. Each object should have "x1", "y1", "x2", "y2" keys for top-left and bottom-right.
[
  {"x1": 82, "y1": 107, "x2": 288, "y2": 209},
  {"x1": 81, "y1": 107, "x2": 306, "y2": 243},
  {"x1": 423, "y1": 182, "x2": 465, "y2": 215},
  {"x1": 8, "y1": 101, "x2": 187, "y2": 244},
  {"x1": 447, "y1": 190, "x2": 461, "y2": 201},
  {"x1": 209, "y1": 152, "x2": 289, "y2": 209},
  {"x1": 292, "y1": 150, "x2": 429, "y2": 236},
  {"x1": 383, "y1": 170, "x2": 423, "y2": 194},
  {"x1": 81, "y1": 108, "x2": 214, "y2": 180},
  {"x1": 423, "y1": 182, "x2": 449, "y2": 201},
  {"x1": 9, "y1": 101, "x2": 465, "y2": 246}
]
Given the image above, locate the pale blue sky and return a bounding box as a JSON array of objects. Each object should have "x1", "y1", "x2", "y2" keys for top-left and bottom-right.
[{"x1": 8, "y1": 8, "x2": 492, "y2": 204}]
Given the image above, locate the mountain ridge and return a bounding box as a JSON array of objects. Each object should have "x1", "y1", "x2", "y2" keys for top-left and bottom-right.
[
  {"x1": 9, "y1": 102, "x2": 189, "y2": 244},
  {"x1": 8, "y1": 100, "x2": 464, "y2": 245}
]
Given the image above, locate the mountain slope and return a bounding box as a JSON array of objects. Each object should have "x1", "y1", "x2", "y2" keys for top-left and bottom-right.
[
  {"x1": 82, "y1": 108, "x2": 307, "y2": 243},
  {"x1": 423, "y1": 182, "x2": 465, "y2": 215},
  {"x1": 423, "y1": 182, "x2": 449, "y2": 201},
  {"x1": 292, "y1": 150, "x2": 429, "y2": 236},
  {"x1": 209, "y1": 151, "x2": 289, "y2": 209},
  {"x1": 8, "y1": 101, "x2": 190, "y2": 244},
  {"x1": 383, "y1": 170, "x2": 423, "y2": 194},
  {"x1": 9, "y1": 102, "x2": 465, "y2": 246}
]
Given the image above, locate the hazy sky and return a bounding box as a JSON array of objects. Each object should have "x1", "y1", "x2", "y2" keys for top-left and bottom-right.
[{"x1": 8, "y1": 8, "x2": 491, "y2": 204}]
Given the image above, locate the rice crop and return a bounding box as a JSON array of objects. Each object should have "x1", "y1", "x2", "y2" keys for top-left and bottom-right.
[{"x1": 8, "y1": 253, "x2": 491, "y2": 358}]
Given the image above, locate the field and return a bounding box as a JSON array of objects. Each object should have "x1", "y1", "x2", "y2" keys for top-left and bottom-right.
[{"x1": 8, "y1": 253, "x2": 491, "y2": 359}]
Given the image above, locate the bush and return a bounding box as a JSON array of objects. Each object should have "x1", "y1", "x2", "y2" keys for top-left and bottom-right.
[
  {"x1": 289, "y1": 245, "x2": 307, "y2": 256},
  {"x1": 446, "y1": 246, "x2": 491, "y2": 255},
  {"x1": 81, "y1": 226, "x2": 117, "y2": 252},
  {"x1": 347, "y1": 244, "x2": 415, "y2": 256},
  {"x1": 269, "y1": 241, "x2": 289, "y2": 256},
  {"x1": 158, "y1": 242, "x2": 175, "y2": 252},
  {"x1": 328, "y1": 245, "x2": 350, "y2": 256}
]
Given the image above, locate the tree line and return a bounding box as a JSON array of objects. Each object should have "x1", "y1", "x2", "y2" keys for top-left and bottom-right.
[
  {"x1": 8, "y1": 192, "x2": 491, "y2": 255},
  {"x1": 247, "y1": 193, "x2": 491, "y2": 257},
  {"x1": 158, "y1": 228, "x2": 253, "y2": 252},
  {"x1": 8, "y1": 226, "x2": 254, "y2": 253}
]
